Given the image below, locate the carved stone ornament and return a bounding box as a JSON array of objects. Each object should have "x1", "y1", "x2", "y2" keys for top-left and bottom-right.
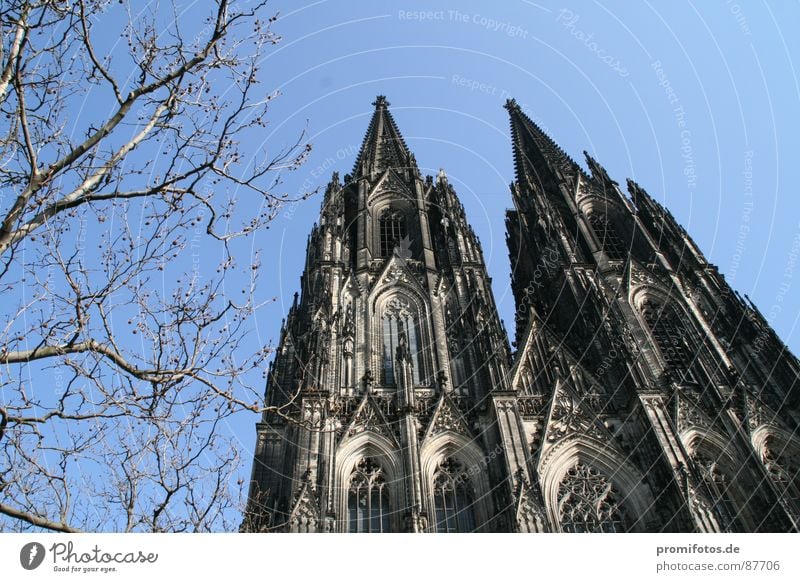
[
  {"x1": 628, "y1": 262, "x2": 658, "y2": 290},
  {"x1": 377, "y1": 169, "x2": 415, "y2": 200},
  {"x1": 344, "y1": 396, "x2": 393, "y2": 441},
  {"x1": 515, "y1": 471, "x2": 548, "y2": 532},
  {"x1": 547, "y1": 389, "x2": 604, "y2": 443},
  {"x1": 288, "y1": 474, "x2": 322, "y2": 533},
  {"x1": 676, "y1": 393, "x2": 712, "y2": 434},
  {"x1": 426, "y1": 395, "x2": 471, "y2": 438},
  {"x1": 302, "y1": 400, "x2": 324, "y2": 428},
  {"x1": 382, "y1": 263, "x2": 414, "y2": 286},
  {"x1": 745, "y1": 392, "x2": 775, "y2": 432},
  {"x1": 685, "y1": 477, "x2": 722, "y2": 533},
  {"x1": 557, "y1": 463, "x2": 630, "y2": 532}
]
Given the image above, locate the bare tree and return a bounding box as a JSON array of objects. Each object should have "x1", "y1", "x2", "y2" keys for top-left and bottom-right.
[{"x1": 0, "y1": 0, "x2": 310, "y2": 532}]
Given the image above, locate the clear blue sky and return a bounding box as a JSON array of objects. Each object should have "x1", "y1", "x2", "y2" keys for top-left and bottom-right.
[{"x1": 252, "y1": 0, "x2": 800, "y2": 355}]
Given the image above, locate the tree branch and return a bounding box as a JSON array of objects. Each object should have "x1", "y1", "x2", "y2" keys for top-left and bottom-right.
[{"x1": 0, "y1": 502, "x2": 81, "y2": 533}]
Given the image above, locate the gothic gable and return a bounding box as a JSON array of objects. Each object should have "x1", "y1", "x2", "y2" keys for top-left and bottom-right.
[
  {"x1": 423, "y1": 393, "x2": 472, "y2": 440},
  {"x1": 674, "y1": 388, "x2": 719, "y2": 435},
  {"x1": 743, "y1": 389, "x2": 792, "y2": 435},
  {"x1": 341, "y1": 393, "x2": 398, "y2": 445},
  {"x1": 626, "y1": 256, "x2": 673, "y2": 298},
  {"x1": 536, "y1": 376, "x2": 625, "y2": 471},
  {"x1": 368, "y1": 168, "x2": 416, "y2": 204},
  {"x1": 340, "y1": 270, "x2": 363, "y2": 300},
  {"x1": 369, "y1": 254, "x2": 427, "y2": 297},
  {"x1": 287, "y1": 474, "x2": 322, "y2": 533}
]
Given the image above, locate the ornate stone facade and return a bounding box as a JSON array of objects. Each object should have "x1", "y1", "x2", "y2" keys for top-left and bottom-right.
[{"x1": 242, "y1": 97, "x2": 800, "y2": 532}]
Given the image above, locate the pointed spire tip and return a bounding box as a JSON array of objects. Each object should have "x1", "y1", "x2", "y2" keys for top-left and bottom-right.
[{"x1": 354, "y1": 96, "x2": 417, "y2": 176}]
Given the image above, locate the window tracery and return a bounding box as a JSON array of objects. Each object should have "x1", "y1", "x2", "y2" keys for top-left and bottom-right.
[
  {"x1": 382, "y1": 298, "x2": 423, "y2": 386},
  {"x1": 557, "y1": 463, "x2": 630, "y2": 532},
  {"x1": 347, "y1": 458, "x2": 391, "y2": 533},
  {"x1": 641, "y1": 299, "x2": 694, "y2": 378},
  {"x1": 379, "y1": 209, "x2": 406, "y2": 257},
  {"x1": 588, "y1": 213, "x2": 627, "y2": 260},
  {"x1": 432, "y1": 457, "x2": 476, "y2": 533}
]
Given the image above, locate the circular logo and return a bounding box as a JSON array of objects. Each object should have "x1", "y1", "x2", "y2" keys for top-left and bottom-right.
[{"x1": 19, "y1": 542, "x2": 46, "y2": 570}]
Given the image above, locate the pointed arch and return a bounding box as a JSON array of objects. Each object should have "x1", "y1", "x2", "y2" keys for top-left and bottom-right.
[
  {"x1": 370, "y1": 194, "x2": 416, "y2": 260},
  {"x1": 370, "y1": 285, "x2": 433, "y2": 389},
  {"x1": 431, "y1": 457, "x2": 476, "y2": 532},
  {"x1": 335, "y1": 432, "x2": 403, "y2": 532},
  {"x1": 682, "y1": 428, "x2": 753, "y2": 531},
  {"x1": 381, "y1": 299, "x2": 422, "y2": 385},
  {"x1": 641, "y1": 299, "x2": 692, "y2": 370},
  {"x1": 347, "y1": 458, "x2": 391, "y2": 532},
  {"x1": 578, "y1": 193, "x2": 638, "y2": 261},
  {"x1": 557, "y1": 462, "x2": 630, "y2": 532},
  {"x1": 631, "y1": 287, "x2": 698, "y2": 381},
  {"x1": 539, "y1": 438, "x2": 655, "y2": 532},
  {"x1": 751, "y1": 426, "x2": 800, "y2": 517},
  {"x1": 419, "y1": 432, "x2": 493, "y2": 532}
]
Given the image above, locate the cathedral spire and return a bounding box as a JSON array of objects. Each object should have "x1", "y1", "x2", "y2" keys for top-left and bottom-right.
[
  {"x1": 353, "y1": 95, "x2": 418, "y2": 178},
  {"x1": 584, "y1": 150, "x2": 618, "y2": 189},
  {"x1": 504, "y1": 98, "x2": 581, "y2": 189}
]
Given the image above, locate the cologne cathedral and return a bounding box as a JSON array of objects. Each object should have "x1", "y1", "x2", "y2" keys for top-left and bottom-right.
[{"x1": 242, "y1": 96, "x2": 800, "y2": 533}]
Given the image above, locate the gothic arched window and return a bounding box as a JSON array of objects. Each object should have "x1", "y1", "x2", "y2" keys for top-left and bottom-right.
[
  {"x1": 693, "y1": 451, "x2": 739, "y2": 530},
  {"x1": 379, "y1": 209, "x2": 406, "y2": 258},
  {"x1": 348, "y1": 458, "x2": 391, "y2": 533},
  {"x1": 432, "y1": 458, "x2": 476, "y2": 532},
  {"x1": 588, "y1": 213, "x2": 627, "y2": 260},
  {"x1": 558, "y1": 463, "x2": 630, "y2": 532},
  {"x1": 382, "y1": 298, "x2": 423, "y2": 386},
  {"x1": 641, "y1": 299, "x2": 694, "y2": 378}
]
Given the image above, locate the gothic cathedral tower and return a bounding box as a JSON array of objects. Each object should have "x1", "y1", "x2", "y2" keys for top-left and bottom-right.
[
  {"x1": 243, "y1": 97, "x2": 800, "y2": 533},
  {"x1": 243, "y1": 97, "x2": 514, "y2": 533}
]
